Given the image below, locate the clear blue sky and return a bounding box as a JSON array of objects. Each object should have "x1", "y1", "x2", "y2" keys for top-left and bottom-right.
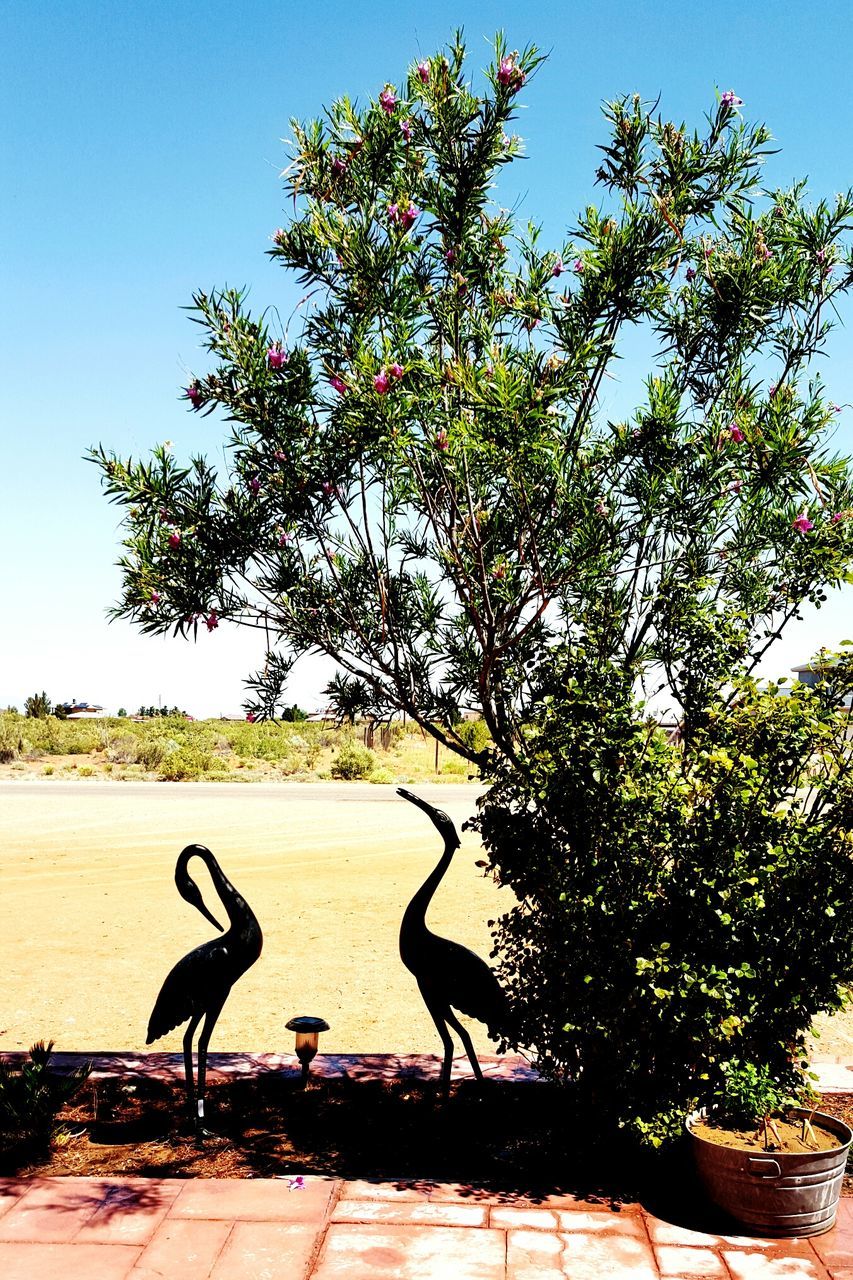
[{"x1": 3, "y1": 0, "x2": 852, "y2": 716}]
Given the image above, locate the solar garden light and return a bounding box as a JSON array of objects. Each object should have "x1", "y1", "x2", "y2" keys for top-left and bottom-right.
[{"x1": 286, "y1": 1015, "x2": 330, "y2": 1084}]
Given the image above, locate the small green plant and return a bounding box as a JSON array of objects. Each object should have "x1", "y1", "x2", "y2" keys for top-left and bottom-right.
[
  {"x1": 331, "y1": 742, "x2": 375, "y2": 780},
  {"x1": 78, "y1": 765, "x2": 94, "y2": 777},
  {"x1": 159, "y1": 744, "x2": 213, "y2": 781},
  {"x1": 713, "y1": 1059, "x2": 812, "y2": 1149},
  {"x1": 369, "y1": 766, "x2": 396, "y2": 784},
  {"x1": 0, "y1": 1041, "x2": 90, "y2": 1154},
  {"x1": 42, "y1": 765, "x2": 54, "y2": 776}
]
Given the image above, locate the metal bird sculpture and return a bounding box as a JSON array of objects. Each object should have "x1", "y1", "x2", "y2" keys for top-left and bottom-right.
[
  {"x1": 146, "y1": 843, "x2": 262, "y2": 1131},
  {"x1": 397, "y1": 788, "x2": 509, "y2": 1094}
]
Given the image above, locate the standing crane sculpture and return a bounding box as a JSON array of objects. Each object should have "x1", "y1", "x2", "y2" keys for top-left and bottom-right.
[
  {"x1": 397, "y1": 788, "x2": 510, "y2": 1095},
  {"x1": 146, "y1": 843, "x2": 262, "y2": 1132}
]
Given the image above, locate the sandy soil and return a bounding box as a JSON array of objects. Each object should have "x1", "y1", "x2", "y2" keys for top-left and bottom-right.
[
  {"x1": 1, "y1": 779, "x2": 851, "y2": 1063},
  {"x1": 0, "y1": 781, "x2": 508, "y2": 1058}
]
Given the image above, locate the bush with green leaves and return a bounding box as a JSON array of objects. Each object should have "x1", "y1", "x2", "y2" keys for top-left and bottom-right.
[
  {"x1": 474, "y1": 647, "x2": 853, "y2": 1141},
  {"x1": 90, "y1": 34, "x2": 853, "y2": 1139},
  {"x1": 331, "y1": 741, "x2": 376, "y2": 779},
  {"x1": 0, "y1": 1041, "x2": 90, "y2": 1155}
]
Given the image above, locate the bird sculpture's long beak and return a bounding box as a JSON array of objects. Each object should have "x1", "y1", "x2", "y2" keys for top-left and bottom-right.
[
  {"x1": 397, "y1": 787, "x2": 435, "y2": 817},
  {"x1": 177, "y1": 872, "x2": 224, "y2": 932}
]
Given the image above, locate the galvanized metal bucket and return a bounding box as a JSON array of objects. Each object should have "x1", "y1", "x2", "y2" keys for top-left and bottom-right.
[{"x1": 687, "y1": 1108, "x2": 852, "y2": 1237}]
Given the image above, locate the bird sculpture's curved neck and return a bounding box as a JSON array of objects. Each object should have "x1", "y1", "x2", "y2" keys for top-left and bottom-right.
[
  {"x1": 401, "y1": 840, "x2": 455, "y2": 939},
  {"x1": 179, "y1": 844, "x2": 258, "y2": 934}
]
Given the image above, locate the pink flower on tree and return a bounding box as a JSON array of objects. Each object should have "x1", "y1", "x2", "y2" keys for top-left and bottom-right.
[
  {"x1": 267, "y1": 342, "x2": 288, "y2": 368},
  {"x1": 497, "y1": 55, "x2": 524, "y2": 90},
  {"x1": 686, "y1": 266, "x2": 696, "y2": 281},
  {"x1": 400, "y1": 202, "x2": 419, "y2": 230},
  {"x1": 552, "y1": 257, "x2": 564, "y2": 277},
  {"x1": 400, "y1": 119, "x2": 412, "y2": 142},
  {"x1": 246, "y1": 712, "x2": 256, "y2": 723},
  {"x1": 150, "y1": 591, "x2": 161, "y2": 604},
  {"x1": 379, "y1": 87, "x2": 397, "y2": 114},
  {"x1": 331, "y1": 156, "x2": 347, "y2": 177},
  {"x1": 322, "y1": 481, "x2": 335, "y2": 496},
  {"x1": 274, "y1": 450, "x2": 287, "y2": 462},
  {"x1": 168, "y1": 531, "x2": 181, "y2": 548},
  {"x1": 792, "y1": 513, "x2": 814, "y2": 533},
  {"x1": 248, "y1": 475, "x2": 260, "y2": 495},
  {"x1": 329, "y1": 374, "x2": 347, "y2": 395},
  {"x1": 389, "y1": 362, "x2": 404, "y2": 380},
  {"x1": 186, "y1": 382, "x2": 202, "y2": 408},
  {"x1": 271, "y1": 228, "x2": 286, "y2": 245},
  {"x1": 205, "y1": 611, "x2": 219, "y2": 632},
  {"x1": 573, "y1": 259, "x2": 585, "y2": 274},
  {"x1": 374, "y1": 370, "x2": 390, "y2": 395},
  {"x1": 728, "y1": 423, "x2": 745, "y2": 443},
  {"x1": 721, "y1": 90, "x2": 743, "y2": 108},
  {"x1": 445, "y1": 247, "x2": 456, "y2": 264},
  {"x1": 435, "y1": 429, "x2": 449, "y2": 451},
  {"x1": 416, "y1": 60, "x2": 429, "y2": 84},
  {"x1": 832, "y1": 512, "x2": 845, "y2": 523}
]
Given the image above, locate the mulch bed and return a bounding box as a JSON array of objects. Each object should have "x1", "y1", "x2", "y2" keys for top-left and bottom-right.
[{"x1": 3, "y1": 1076, "x2": 852, "y2": 1204}]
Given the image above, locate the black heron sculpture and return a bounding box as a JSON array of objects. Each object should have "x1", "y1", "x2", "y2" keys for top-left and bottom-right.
[
  {"x1": 146, "y1": 843, "x2": 262, "y2": 1130},
  {"x1": 397, "y1": 787, "x2": 509, "y2": 1094}
]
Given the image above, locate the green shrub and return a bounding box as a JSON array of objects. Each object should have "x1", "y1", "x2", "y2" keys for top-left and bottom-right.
[
  {"x1": 475, "y1": 650, "x2": 853, "y2": 1145},
  {"x1": 159, "y1": 744, "x2": 213, "y2": 781},
  {"x1": 331, "y1": 742, "x2": 375, "y2": 779},
  {"x1": 441, "y1": 757, "x2": 468, "y2": 776},
  {"x1": 453, "y1": 719, "x2": 491, "y2": 757},
  {"x1": 0, "y1": 1041, "x2": 90, "y2": 1154},
  {"x1": 78, "y1": 766, "x2": 94, "y2": 777},
  {"x1": 0, "y1": 714, "x2": 23, "y2": 764},
  {"x1": 368, "y1": 766, "x2": 396, "y2": 784}
]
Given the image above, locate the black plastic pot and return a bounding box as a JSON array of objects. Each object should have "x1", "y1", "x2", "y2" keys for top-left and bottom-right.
[{"x1": 686, "y1": 1107, "x2": 852, "y2": 1237}]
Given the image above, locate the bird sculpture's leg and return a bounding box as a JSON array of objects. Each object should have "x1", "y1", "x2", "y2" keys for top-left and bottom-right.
[
  {"x1": 443, "y1": 1008, "x2": 485, "y2": 1085},
  {"x1": 419, "y1": 985, "x2": 455, "y2": 1096},
  {"x1": 182, "y1": 1011, "x2": 203, "y2": 1122},
  {"x1": 194, "y1": 994, "x2": 227, "y2": 1137}
]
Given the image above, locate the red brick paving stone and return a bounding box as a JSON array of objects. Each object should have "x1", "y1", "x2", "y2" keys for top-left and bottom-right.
[
  {"x1": 644, "y1": 1213, "x2": 731, "y2": 1248},
  {"x1": 555, "y1": 1209, "x2": 648, "y2": 1236},
  {"x1": 210, "y1": 1222, "x2": 321, "y2": 1280},
  {"x1": 490, "y1": 1206, "x2": 560, "y2": 1230},
  {"x1": 128, "y1": 1218, "x2": 232, "y2": 1280},
  {"x1": 0, "y1": 1241, "x2": 140, "y2": 1280},
  {"x1": 507, "y1": 1227, "x2": 659, "y2": 1280},
  {"x1": 655, "y1": 1243, "x2": 730, "y2": 1277},
  {"x1": 332, "y1": 1198, "x2": 488, "y2": 1226},
  {"x1": 0, "y1": 1178, "x2": 105, "y2": 1241},
  {"x1": 338, "y1": 1178, "x2": 492, "y2": 1204},
  {"x1": 722, "y1": 1246, "x2": 830, "y2": 1279},
  {"x1": 75, "y1": 1178, "x2": 183, "y2": 1246},
  {"x1": 169, "y1": 1176, "x2": 337, "y2": 1222},
  {"x1": 0, "y1": 1180, "x2": 32, "y2": 1222},
  {"x1": 311, "y1": 1223, "x2": 507, "y2": 1280},
  {"x1": 810, "y1": 1201, "x2": 853, "y2": 1273}
]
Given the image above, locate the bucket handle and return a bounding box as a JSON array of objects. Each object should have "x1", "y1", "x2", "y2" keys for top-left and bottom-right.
[{"x1": 747, "y1": 1157, "x2": 781, "y2": 1179}]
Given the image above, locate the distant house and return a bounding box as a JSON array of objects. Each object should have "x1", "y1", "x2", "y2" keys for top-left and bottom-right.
[
  {"x1": 56, "y1": 699, "x2": 104, "y2": 719},
  {"x1": 792, "y1": 658, "x2": 853, "y2": 710}
]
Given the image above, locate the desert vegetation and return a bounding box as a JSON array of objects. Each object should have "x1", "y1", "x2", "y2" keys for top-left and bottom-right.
[{"x1": 0, "y1": 709, "x2": 481, "y2": 783}]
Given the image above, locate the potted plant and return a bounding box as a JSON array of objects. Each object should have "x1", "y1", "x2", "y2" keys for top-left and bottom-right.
[{"x1": 686, "y1": 1059, "x2": 852, "y2": 1237}]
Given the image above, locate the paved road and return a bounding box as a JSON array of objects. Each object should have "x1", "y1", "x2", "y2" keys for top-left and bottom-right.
[{"x1": 0, "y1": 780, "x2": 483, "y2": 804}]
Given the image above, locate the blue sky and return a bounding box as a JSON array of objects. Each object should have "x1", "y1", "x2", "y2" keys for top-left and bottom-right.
[{"x1": 3, "y1": 0, "x2": 852, "y2": 716}]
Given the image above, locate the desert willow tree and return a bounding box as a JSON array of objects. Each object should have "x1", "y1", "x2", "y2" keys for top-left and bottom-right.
[{"x1": 91, "y1": 37, "x2": 853, "y2": 758}]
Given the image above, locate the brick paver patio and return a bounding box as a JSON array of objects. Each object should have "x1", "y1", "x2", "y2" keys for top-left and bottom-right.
[
  {"x1": 0, "y1": 1175, "x2": 851, "y2": 1279},
  {"x1": 1, "y1": 1053, "x2": 851, "y2": 1277}
]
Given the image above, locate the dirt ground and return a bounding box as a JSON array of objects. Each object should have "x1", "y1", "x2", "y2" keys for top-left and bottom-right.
[
  {"x1": 0, "y1": 781, "x2": 507, "y2": 1058},
  {"x1": 1, "y1": 779, "x2": 852, "y2": 1062}
]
